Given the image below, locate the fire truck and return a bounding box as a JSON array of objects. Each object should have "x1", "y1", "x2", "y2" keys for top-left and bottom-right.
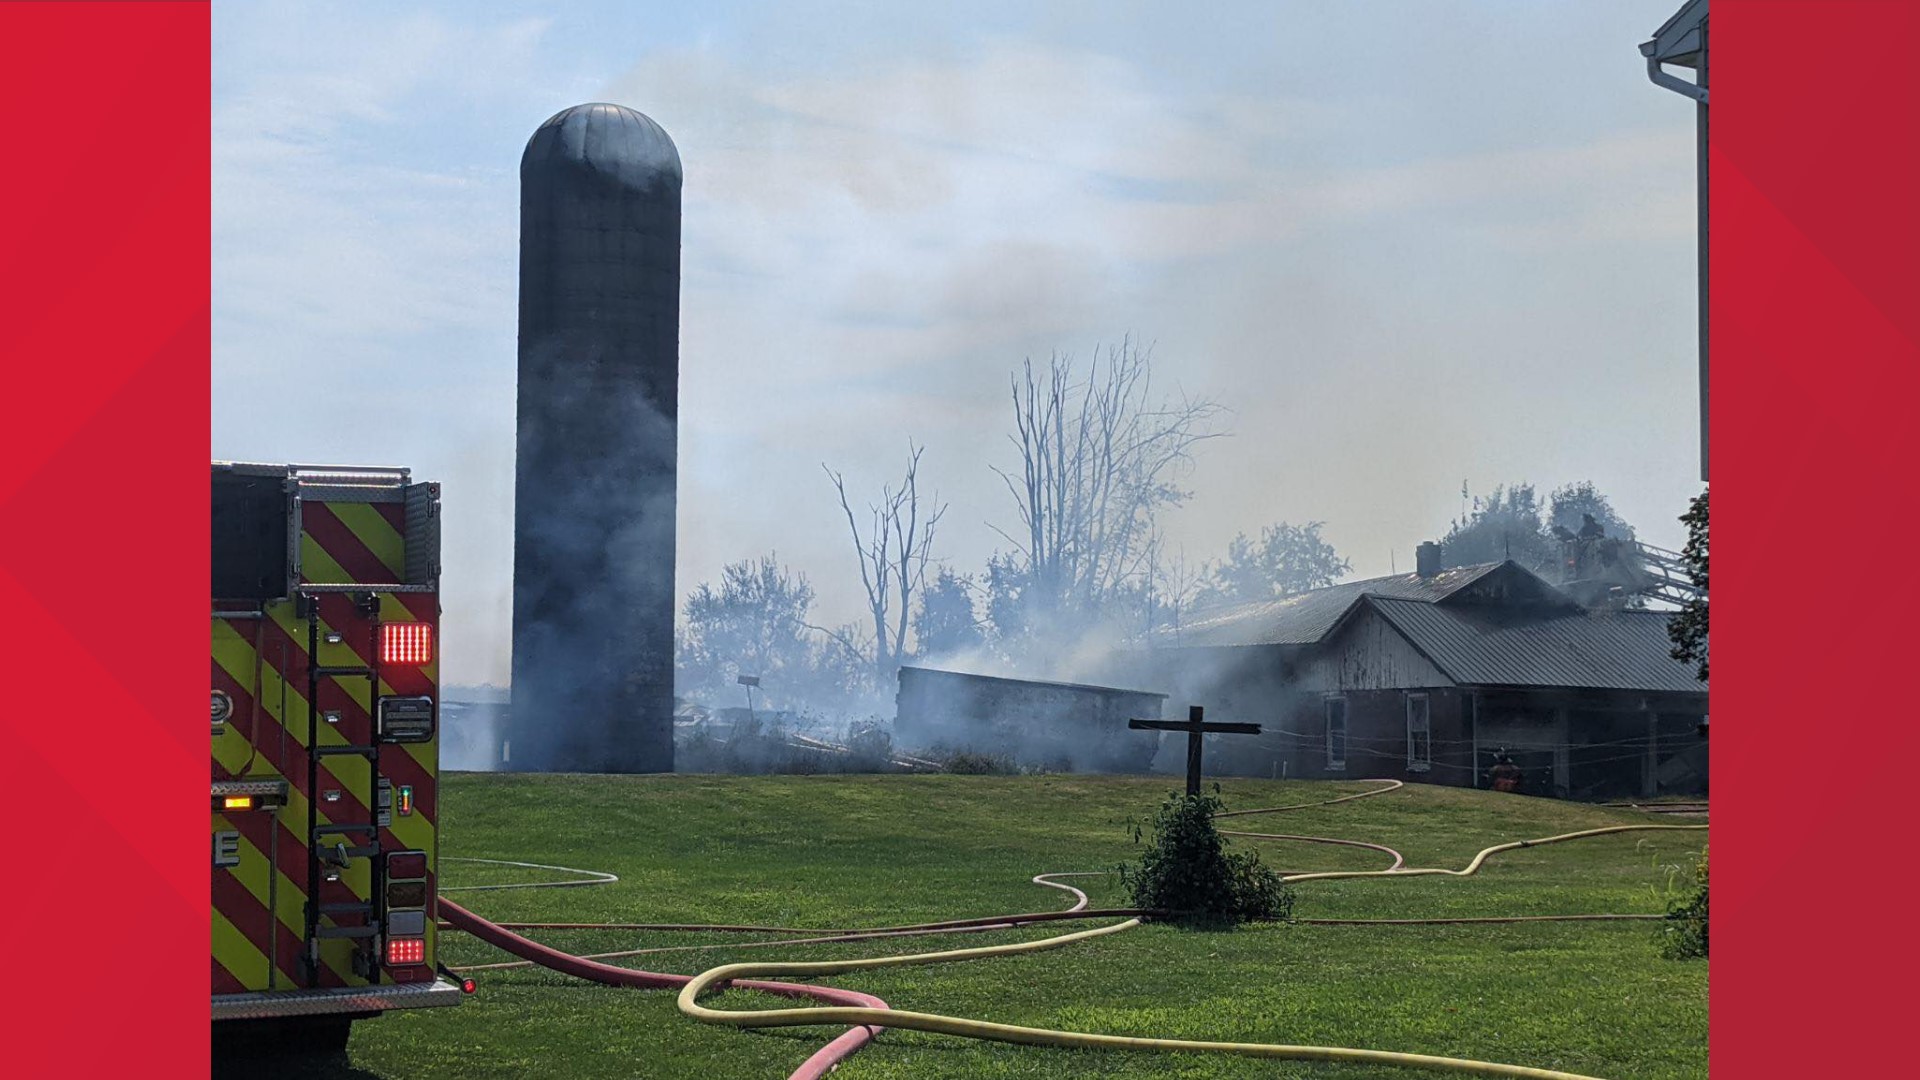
[{"x1": 212, "y1": 463, "x2": 466, "y2": 1050}]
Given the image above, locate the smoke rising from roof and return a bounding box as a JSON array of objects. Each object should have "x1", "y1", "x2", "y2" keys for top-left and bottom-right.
[{"x1": 211, "y1": 6, "x2": 1705, "y2": 690}]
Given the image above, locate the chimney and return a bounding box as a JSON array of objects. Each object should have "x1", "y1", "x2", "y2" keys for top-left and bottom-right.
[{"x1": 1415, "y1": 541, "x2": 1443, "y2": 577}]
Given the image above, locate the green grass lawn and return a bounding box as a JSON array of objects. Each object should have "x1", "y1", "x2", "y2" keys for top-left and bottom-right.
[{"x1": 304, "y1": 774, "x2": 1707, "y2": 1079}]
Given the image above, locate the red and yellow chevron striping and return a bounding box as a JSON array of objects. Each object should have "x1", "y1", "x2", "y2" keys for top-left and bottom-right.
[{"x1": 213, "y1": 557, "x2": 440, "y2": 997}]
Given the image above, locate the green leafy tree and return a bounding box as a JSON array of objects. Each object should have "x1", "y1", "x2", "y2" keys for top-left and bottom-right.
[
  {"x1": 912, "y1": 568, "x2": 983, "y2": 659},
  {"x1": 1546, "y1": 481, "x2": 1651, "y2": 607},
  {"x1": 810, "y1": 621, "x2": 880, "y2": 702},
  {"x1": 1548, "y1": 480, "x2": 1637, "y2": 541},
  {"x1": 1442, "y1": 483, "x2": 1554, "y2": 572},
  {"x1": 982, "y1": 551, "x2": 1031, "y2": 649},
  {"x1": 1667, "y1": 491, "x2": 1708, "y2": 680},
  {"x1": 1443, "y1": 481, "x2": 1641, "y2": 588},
  {"x1": 676, "y1": 556, "x2": 844, "y2": 707},
  {"x1": 678, "y1": 557, "x2": 812, "y2": 685},
  {"x1": 1197, "y1": 521, "x2": 1351, "y2": 606}
]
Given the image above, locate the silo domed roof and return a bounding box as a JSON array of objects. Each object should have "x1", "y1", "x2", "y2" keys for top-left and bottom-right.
[{"x1": 522, "y1": 103, "x2": 681, "y2": 190}]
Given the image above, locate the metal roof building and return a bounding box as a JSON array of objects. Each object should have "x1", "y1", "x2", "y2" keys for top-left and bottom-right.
[
  {"x1": 1137, "y1": 558, "x2": 1707, "y2": 800},
  {"x1": 1168, "y1": 564, "x2": 1512, "y2": 647},
  {"x1": 1162, "y1": 562, "x2": 1570, "y2": 649},
  {"x1": 1368, "y1": 600, "x2": 1705, "y2": 695}
]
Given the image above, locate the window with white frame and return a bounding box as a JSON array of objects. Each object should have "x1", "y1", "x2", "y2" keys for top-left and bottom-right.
[
  {"x1": 1325, "y1": 697, "x2": 1348, "y2": 770},
  {"x1": 1406, "y1": 693, "x2": 1431, "y2": 771}
]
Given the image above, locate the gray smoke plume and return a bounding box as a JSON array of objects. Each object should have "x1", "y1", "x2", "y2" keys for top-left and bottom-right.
[{"x1": 509, "y1": 355, "x2": 678, "y2": 772}]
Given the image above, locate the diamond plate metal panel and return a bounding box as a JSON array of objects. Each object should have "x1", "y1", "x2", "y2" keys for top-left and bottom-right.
[
  {"x1": 212, "y1": 978, "x2": 464, "y2": 1021},
  {"x1": 211, "y1": 779, "x2": 290, "y2": 798}
]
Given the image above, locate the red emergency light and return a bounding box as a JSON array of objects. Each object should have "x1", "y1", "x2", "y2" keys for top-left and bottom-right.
[
  {"x1": 386, "y1": 937, "x2": 426, "y2": 965},
  {"x1": 381, "y1": 622, "x2": 433, "y2": 665}
]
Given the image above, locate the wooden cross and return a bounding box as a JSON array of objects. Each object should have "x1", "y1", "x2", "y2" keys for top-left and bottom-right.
[{"x1": 1129, "y1": 705, "x2": 1262, "y2": 796}]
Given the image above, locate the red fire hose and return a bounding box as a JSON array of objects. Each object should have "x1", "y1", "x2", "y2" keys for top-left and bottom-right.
[{"x1": 438, "y1": 896, "x2": 889, "y2": 1080}]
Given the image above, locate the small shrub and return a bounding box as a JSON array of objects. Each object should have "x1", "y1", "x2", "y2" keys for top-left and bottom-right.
[
  {"x1": 1660, "y1": 846, "x2": 1708, "y2": 959},
  {"x1": 1120, "y1": 790, "x2": 1293, "y2": 926}
]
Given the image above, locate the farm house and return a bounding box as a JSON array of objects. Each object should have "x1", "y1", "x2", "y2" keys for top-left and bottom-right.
[{"x1": 1139, "y1": 550, "x2": 1708, "y2": 799}]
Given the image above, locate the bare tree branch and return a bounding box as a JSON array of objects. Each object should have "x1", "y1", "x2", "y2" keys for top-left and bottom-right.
[
  {"x1": 825, "y1": 442, "x2": 948, "y2": 681},
  {"x1": 989, "y1": 338, "x2": 1225, "y2": 646}
]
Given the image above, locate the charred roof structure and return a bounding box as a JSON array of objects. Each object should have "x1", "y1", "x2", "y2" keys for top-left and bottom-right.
[
  {"x1": 1166, "y1": 562, "x2": 1559, "y2": 648},
  {"x1": 895, "y1": 666, "x2": 1167, "y2": 774},
  {"x1": 1139, "y1": 555, "x2": 1707, "y2": 800}
]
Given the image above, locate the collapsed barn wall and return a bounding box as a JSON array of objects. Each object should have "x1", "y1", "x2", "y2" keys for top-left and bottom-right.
[{"x1": 894, "y1": 666, "x2": 1165, "y2": 773}]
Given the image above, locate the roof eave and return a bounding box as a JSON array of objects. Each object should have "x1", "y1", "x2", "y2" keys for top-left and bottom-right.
[{"x1": 1642, "y1": 0, "x2": 1708, "y2": 66}]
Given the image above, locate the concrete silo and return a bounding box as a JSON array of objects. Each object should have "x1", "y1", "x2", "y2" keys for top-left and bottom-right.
[{"x1": 509, "y1": 103, "x2": 680, "y2": 773}]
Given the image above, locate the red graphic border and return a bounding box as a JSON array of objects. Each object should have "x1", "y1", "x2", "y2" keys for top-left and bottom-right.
[{"x1": 2, "y1": 0, "x2": 1914, "y2": 1075}]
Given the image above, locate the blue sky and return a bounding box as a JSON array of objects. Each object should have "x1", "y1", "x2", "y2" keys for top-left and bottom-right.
[{"x1": 213, "y1": 1, "x2": 1703, "y2": 686}]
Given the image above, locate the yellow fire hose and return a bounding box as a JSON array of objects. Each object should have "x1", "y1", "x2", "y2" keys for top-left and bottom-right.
[
  {"x1": 676, "y1": 821, "x2": 1708, "y2": 1080},
  {"x1": 1280, "y1": 823, "x2": 1707, "y2": 883}
]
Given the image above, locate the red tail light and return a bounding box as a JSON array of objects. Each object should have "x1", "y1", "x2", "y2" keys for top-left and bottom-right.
[
  {"x1": 381, "y1": 622, "x2": 433, "y2": 665},
  {"x1": 387, "y1": 937, "x2": 426, "y2": 965},
  {"x1": 461, "y1": 977, "x2": 477, "y2": 994}
]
